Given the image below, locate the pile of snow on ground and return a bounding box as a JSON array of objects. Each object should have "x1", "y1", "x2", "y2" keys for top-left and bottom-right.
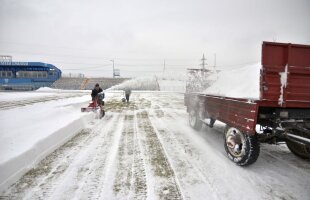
[
  {"x1": 36, "y1": 87, "x2": 90, "y2": 93},
  {"x1": 0, "y1": 92, "x2": 93, "y2": 192},
  {"x1": 204, "y1": 63, "x2": 262, "y2": 100}
]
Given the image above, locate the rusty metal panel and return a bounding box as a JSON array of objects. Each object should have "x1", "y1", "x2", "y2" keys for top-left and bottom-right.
[
  {"x1": 203, "y1": 96, "x2": 258, "y2": 135},
  {"x1": 261, "y1": 42, "x2": 310, "y2": 108}
]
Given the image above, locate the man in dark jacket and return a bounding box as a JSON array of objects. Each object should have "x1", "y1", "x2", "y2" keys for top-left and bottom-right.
[
  {"x1": 91, "y1": 83, "x2": 103, "y2": 101},
  {"x1": 124, "y1": 88, "x2": 131, "y2": 103}
]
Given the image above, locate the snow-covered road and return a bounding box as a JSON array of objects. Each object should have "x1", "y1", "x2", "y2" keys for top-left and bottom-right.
[{"x1": 1, "y1": 92, "x2": 310, "y2": 200}]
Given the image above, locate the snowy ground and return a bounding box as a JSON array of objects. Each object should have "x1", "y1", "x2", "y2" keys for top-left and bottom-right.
[{"x1": 1, "y1": 91, "x2": 310, "y2": 200}]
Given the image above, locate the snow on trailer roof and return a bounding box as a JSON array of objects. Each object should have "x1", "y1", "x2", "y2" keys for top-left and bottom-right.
[{"x1": 203, "y1": 63, "x2": 262, "y2": 100}]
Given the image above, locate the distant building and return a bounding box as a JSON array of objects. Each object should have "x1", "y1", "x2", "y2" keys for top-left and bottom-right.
[{"x1": 0, "y1": 61, "x2": 62, "y2": 90}]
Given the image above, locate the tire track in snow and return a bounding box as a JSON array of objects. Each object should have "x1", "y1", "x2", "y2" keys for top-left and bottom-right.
[
  {"x1": 50, "y1": 113, "x2": 123, "y2": 200},
  {"x1": 113, "y1": 112, "x2": 147, "y2": 200},
  {"x1": 130, "y1": 113, "x2": 148, "y2": 200},
  {"x1": 148, "y1": 107, "x2": 222, "y2": 200},
  {"x1": 136, "y1": 110, "x2": 183, "y2": 200}
]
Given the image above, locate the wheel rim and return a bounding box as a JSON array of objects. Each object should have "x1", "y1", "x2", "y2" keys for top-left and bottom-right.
[
  {"x1": 189, "y1": 110, "x2": 197, "y2": 127},
  {"x1": 225, "y1": 128, "x2": 246, "y2": 157}
]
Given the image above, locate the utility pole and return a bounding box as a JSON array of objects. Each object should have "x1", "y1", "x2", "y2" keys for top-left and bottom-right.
[
  {"x1": 110, "y1": 59, "x2": 115, "y2": 78},
  {"x1": 214, "y1": 53, "x2": 216, "y2": 68},
  {"x1": 162, "y1": 59, "x2": 166, "y2": 77},
  {"x1": 201, "y1": 54, "x2": 207, "y2": 70},
  {"x1": 214, "y1": 53, "x2": 218, "y2": 80}
]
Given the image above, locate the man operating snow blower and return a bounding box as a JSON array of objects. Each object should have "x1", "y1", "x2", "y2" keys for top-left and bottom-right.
[
  {"x1": 91, "y1": 83, "x2": 103, "y2": 103},
  {"x1": 81, "y1": 83, "x2": 105, "y2": 118}
]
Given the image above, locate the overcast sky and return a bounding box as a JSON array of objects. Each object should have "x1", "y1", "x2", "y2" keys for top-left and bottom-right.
[{"x1": 0, "y1": 0, "x2": 309, "y2": 77}]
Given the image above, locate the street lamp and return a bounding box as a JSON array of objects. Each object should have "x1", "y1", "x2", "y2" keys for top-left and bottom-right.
[{"x1": 110, "y1": 59, "x2": 115, "y2": 78}]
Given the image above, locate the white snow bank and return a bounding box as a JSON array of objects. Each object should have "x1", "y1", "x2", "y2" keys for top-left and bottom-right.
[
  {"x1": 36, "y1": 87, "x2": 64, "y2": 92},
  {"x1": 0, "y1": 95, "x2": 92, "y2": 192},
  {"x1": 0, "y1": 88, "x2": 90, "y2": 102},
  {"x1": 36, "y1": 87, "x2": 90, "y2": 93},
  {"x1": 203, "y1": 63, "x2": 262, "y2": 99},
  {"x1": 108, "y1": 76, "x2": 159, "y2": 91},
  {"x1": 0, "y1": 92, "x2": 57, "y2": 101}
]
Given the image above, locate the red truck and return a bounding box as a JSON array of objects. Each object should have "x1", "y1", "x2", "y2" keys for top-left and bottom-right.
[{"x1": 185, "y1": 41, "x2": 310, "y2": 166}]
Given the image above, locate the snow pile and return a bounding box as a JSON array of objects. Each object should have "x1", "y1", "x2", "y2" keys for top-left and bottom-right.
[
  {"x1": 0, "y1": 94, "x2": 92, "y2": 192},
  {"x1": 36, "y1": 87, "x2": 63, "y2": 92},
  {"x1": 108, "y1": 76, "x2": 159, "y2": 91},
  {"x1": 0, "y1": 91, "x2": 56, "y2": 101},
  {"x1": 36, "y1": 87, "x2": 90, "y2": 93},
  {"x1": 203, "y1": 63, "x2": 262, "y2": 99}
]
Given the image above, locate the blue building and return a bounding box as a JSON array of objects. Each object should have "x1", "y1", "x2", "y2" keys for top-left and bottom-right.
[{"x1": 0, "y1": 61, "x2": 61, "y2": 90}]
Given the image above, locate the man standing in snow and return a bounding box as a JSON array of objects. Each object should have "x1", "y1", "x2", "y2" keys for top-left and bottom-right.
[{"x1": 124, "y1": 88, "x2": 131, "y2": 103}]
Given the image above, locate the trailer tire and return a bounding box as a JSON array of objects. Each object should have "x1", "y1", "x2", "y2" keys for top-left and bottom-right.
[
  {"x1": 189, "y1": 109, "x2": 202, "y2": 130},
  {"x1": 286, "y1": 140, "x2": 310, "y2": 159},
  {"x1": 224, "y1": 126, "x2": 260, "y2": 166}
]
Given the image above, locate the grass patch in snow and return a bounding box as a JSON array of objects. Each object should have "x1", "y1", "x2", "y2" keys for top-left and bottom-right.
[{"x1": 105, "y1": 100, "x2": 138, "y2": 112}]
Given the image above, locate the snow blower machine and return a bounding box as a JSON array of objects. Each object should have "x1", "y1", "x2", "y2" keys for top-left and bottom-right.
[{"x1": 81, "y1": 92, "x2": 105, "y2": 119}]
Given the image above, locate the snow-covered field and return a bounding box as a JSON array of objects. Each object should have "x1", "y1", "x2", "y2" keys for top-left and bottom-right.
[{"x1": 0, "y1": 90, "x2": 310, "y2": 199}]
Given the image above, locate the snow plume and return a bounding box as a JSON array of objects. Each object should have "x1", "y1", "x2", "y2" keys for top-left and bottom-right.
[
  {"x1": 203, "y1": 63, "x2": 262, "y2": 100},
  {"x1": 108, "y1": 76, "x2": 159, "y2": 91},
  {"x1": 154, "y1": 73, "x2": 186, "y2": 92},
  {"x1": 160, "y1": 71, "x2": 187, "y2": 81},
  {"x1": 186, "y1": 69, "x2": 217, "y2": 93},
  {"x1": 157, "y1": 79, "x2": 186, "y2": 92},
  {"x1": 278, "y1": 65, "x2": 288, "y2": 105}
]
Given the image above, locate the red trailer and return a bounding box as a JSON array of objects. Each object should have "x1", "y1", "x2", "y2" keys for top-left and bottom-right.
[{"x1": 185, "y1": 41, "x2": 310, "y2": 166}]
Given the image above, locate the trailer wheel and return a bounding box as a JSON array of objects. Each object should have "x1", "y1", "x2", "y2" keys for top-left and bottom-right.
[
  {"x1": 189, "y1": 109, "x2": 202, "y2": 130},
  {"x1": 286, "y1": 140, "x2": 310, "y2": 159},
  {"x1": 224, "y1": 126, "x2": 260, "y2": 166}
]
